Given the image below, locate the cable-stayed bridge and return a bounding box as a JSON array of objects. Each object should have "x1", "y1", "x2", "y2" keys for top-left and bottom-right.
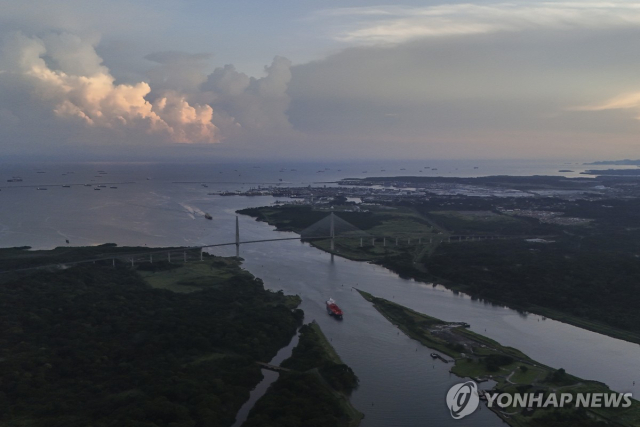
[{"x1": 0, "y1": 212, "x2": 550, "y2": 274}]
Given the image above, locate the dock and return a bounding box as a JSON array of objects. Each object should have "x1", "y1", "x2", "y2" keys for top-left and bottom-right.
[{"x1": 430, "y1": 353, "x2": 450, "y2": 363}]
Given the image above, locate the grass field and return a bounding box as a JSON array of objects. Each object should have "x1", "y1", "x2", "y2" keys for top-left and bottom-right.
[{"x1": 138, "y1": 257, "x2": 254, "y2": 292}]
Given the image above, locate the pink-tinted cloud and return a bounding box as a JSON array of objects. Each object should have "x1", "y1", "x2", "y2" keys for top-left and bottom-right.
[{"x1": 0, "y1": 32, "x2": 218, "y2": 143}]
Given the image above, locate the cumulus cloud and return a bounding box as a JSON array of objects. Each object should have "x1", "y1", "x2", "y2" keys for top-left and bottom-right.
[
  {"x1": 201, "y1": 56, "x2": 293, "y2": 132},
  {"x1": 0, "y1": 32, "x2": 218, "y2": 144},
  {"x1": 316, "y1": 1, "x2": 640, "y2": 44},
  {"x1": 145, "y1": 51, "x2": 213, "y2": 94}
]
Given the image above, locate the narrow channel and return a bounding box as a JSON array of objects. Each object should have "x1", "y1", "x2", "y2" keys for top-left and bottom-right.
[{"x1": 231, "y1": 329, "x2": 301, "y2": 427}]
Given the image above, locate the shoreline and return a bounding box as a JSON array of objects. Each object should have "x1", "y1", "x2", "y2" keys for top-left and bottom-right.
[
  {"x1": 237, "y1": 207, "x2": 640, "y2": 347},
  {"x1": 356, "y1": 289, "x2": 640, "y2": 427}
]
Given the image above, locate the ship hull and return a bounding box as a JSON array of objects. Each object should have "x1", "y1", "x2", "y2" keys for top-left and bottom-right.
[{"x1": 326, "y1": 299, "x2": 343, "y2": 320}]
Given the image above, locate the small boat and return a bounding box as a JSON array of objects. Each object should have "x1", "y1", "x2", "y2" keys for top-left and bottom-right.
[
  {"x1": 430, "y1": 353, "x2": 449, "y2": 363},
  {"x1": 36, "y1": 187, "x2": 47, "y2": 190},
  {"x1": 84, "y1": 184, "x2": 91, "y2": 187},
  {"x1": 326, "y1": 298, "x2": 343, "y2": 320},
  {"x1": 62, "y1": 185, "x2": 71, "y2": 188},
  {"x1": 110, "y1": 186, "x2": 118, "y2": 189},
  {"x1": 204, "y1": 213, "x2": 212, "y2": 220},
  {"x1": 94, "y1": 188, "x2": 101, "y2": 191}
]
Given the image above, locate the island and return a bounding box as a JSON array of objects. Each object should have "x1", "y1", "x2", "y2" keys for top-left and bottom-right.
[{"x1": 585, "y1": 159, "x2": 640, "y2": 165}]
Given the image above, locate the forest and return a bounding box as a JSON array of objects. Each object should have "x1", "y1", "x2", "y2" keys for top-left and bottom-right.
[
  {"x1": 239, "y1": 194, "x2": 640, "y2": 343},
  {"x1": 242, "y1": 322, "x2": 362, "y2": 427},
  {"x1": 0, "y1": 251, "x2": 303, "y2": 427}
]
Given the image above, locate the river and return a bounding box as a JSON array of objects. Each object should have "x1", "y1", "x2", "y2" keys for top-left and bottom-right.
[{"x1": 0, "y1": 163, "x2": 638, "y2": 426}]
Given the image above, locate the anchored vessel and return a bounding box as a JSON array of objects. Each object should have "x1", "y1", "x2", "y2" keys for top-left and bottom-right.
[
  {"x1": 326, "y1": 298, "x2": 343, "y2": 320},
  {"x1": 204, "y1": 213, "x2": 213, "y2": 220}
]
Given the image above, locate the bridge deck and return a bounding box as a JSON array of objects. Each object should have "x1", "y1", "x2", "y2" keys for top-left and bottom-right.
[{"x1": 256, "y1": 362, "x2": 291, "y2": 372}]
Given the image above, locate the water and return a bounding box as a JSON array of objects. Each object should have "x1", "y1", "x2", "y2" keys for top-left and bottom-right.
[
  {"x1": 1, "y1": 162, "x2": 638, "y2": 426},
  {"x1": 231, "y1": 330, "x2": 301, "y2": 427}
]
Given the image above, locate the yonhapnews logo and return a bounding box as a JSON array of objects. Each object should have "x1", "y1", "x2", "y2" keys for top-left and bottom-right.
[
  {"x1": 446, "y1": 381, "x2": 633, "y2": 420},
  {"x1": 446, "y1": 381, "x2": 479, "y2": 419}
]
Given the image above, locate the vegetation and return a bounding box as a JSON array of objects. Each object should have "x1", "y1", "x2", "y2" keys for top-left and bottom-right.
[
  {"x1": 239, "y1": 194, "x2": 640, "y2": 344},
  {"x1": 357, "y1": 291, "x2": 640, "y2": 427},
  {"x1": 243, "y1": 322, "x2": 363, "y2": 427},
  {"x1": 281, "y1": 322, "x2": 359, "y2": 394},
  {"x1": 427, "y1": 236, "x2": 640, "y2": 338},
  {"x1": 0, "y1": 249, "x2": 303, "y2": 427},
  {"x1": 238, "y1": 205, "x2": 388, "y2": 233},
  {"x1": 0, "y1": 243, "x2": 181, "y2": 272}
]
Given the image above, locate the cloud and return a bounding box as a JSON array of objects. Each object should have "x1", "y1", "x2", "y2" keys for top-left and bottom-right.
[
  {"x1": 0, "y1": 31, "x2": 218, "y2": 144},
  {"x1": 574, "y1": 92, "x2": 640, "y2": 118},
  {"x1": 0, "y1": 30, "x2": 297, "y2": 152},
  {"x1": 315, "y1": 2, "x2": 640, "y2": 44},
  {"x1": 285, "y1": 24, "x2": 640, "y2": 159},
  {"x1": 145, "y1": 51, "x2": 213, "y2": 94},
  {"x1": 201, "y1": 56, "x2": 293, "y2": 132}
]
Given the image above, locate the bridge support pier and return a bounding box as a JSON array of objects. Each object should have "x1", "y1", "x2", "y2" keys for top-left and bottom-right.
[{"x1": 236, "y1": 216, "x2": 240, "y2": 257}]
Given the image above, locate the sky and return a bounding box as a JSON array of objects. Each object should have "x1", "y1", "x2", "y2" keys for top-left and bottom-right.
[{"x1": 1, "y1": 0, "x2": 640, "y2": 161}]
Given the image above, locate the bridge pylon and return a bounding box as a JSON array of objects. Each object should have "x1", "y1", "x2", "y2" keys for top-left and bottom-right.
[
  {"x1": 330, "y1": 212, "x2": 335, "y2": 251},
  {"x1": 235, "y1": 216, "x2": 240, "y2": 257}
]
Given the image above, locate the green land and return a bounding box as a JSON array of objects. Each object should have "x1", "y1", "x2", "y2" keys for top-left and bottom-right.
[
  {"x1": 357, "y1": 290, "x2": 640, "y2": 427},
  {"x1": 0, "y1": 246, "x2": 356, "y2": 427},
  {"x1": 243, "y1": 321, "x2": 363, "y2": 427},
  {"x1": 238, "y1": 197, "x2": 640, "y2": 345}
]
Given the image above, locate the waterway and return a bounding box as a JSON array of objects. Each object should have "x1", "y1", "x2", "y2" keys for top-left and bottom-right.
[
  {"x1": 231, "y1": 329, "x2": 301, "y2": 427},
  {"x1": 0, "y1": 163, "x2": 638, "y2": 426}
]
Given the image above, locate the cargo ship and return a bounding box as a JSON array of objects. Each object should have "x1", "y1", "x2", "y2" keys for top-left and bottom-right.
[{"x1": 326, "y1": 298, "x2": 343, "y2": 320}]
